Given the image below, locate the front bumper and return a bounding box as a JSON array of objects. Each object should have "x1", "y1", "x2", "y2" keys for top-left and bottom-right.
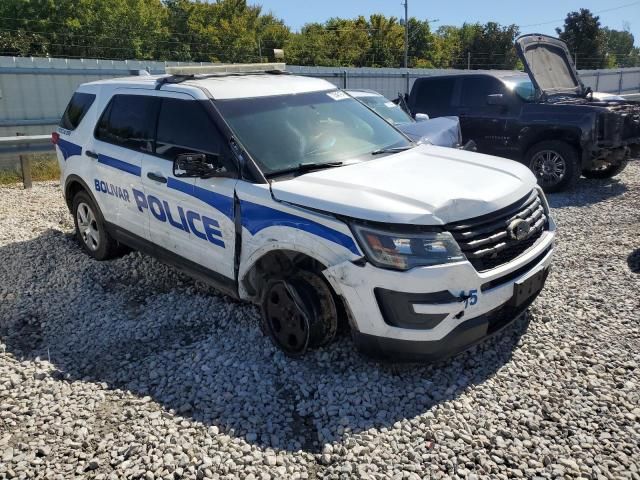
[
  {"x1": 351, "y1": 280, "x2": 544, "y2": 362},
  {"x1": 324, "y1": 218, "x2": 556, "y2": 361}
]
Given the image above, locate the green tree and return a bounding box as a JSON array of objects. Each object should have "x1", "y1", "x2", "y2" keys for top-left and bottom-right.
[
  {"x1": 602, "y1": 25, "x2": 637, "y2": 67},
  {"x1": 368, "y1": 14, "x2": 404, "y2": 67},
  {"x1": 556, "y1": 8, "x2": 606, "y2": 69},
  {"x1": 407, "y1": 18, "x2": 435, "y2": 67},
  {"x1": 257, "y1": 13, "x2": 290, "y2": 61}
]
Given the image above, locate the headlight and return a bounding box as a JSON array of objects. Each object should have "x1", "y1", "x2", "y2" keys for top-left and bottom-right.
[{"x1": 351, "y1": 224, "x2": 466, "y2": 271}]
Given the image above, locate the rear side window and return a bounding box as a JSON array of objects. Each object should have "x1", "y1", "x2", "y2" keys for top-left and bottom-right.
[
  {"x1": 95, "y1": 94, "x2": 159, "y2": 153},
  {"x1": 155, "y1": 98, "x2": 225, "y2": 159},
  {"x1": 413, "y1": 78, "x2": 455, "y2": 114},
  {"x1": 59, "y1": 92, "x2": 96, "y2": 130},
  {"x1": 459, "y1": 76, "x2": 505, "y2": 107}
]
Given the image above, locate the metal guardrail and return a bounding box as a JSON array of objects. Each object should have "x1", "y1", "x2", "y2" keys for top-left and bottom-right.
[{"x1": 0, "y1": 134, "x2": 54, "y2": 188}]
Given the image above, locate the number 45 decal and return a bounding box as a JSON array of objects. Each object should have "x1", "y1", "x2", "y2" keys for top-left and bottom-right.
[{"x1": 460, "y1": 289, "x2": 478, "y2": 309}]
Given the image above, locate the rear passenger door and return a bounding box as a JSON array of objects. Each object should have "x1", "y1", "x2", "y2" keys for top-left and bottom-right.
[
  {"x1": 91, "y1": 92, "x2": 158, "y2": 240},
  {"x1": 454, "y1": 76, "x2": 512, "y2": 156},
  {"x1": 141, "y1": 95, "x2": 238, "y2": 281}
]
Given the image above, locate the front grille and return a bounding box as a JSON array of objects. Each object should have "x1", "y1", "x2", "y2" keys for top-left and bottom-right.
[{"x1": 446, "y1": 190, "x2": 548, "y2": 272}]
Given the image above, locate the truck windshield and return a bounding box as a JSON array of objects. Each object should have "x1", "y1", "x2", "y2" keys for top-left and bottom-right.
[
  {"x1": 356, "y1": 95, "x2": 413, "y2": 125},
  {"x1": 215, "y1": 90, "x2": 411, "y2": 175}
]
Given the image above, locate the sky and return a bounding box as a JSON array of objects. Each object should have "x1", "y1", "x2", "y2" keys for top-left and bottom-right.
[{"x1": 250, "y1": 0, "x2": 640, "y2": 45}]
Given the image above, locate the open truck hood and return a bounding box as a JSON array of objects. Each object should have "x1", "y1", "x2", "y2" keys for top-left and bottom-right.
[
  {"x1": 516, "y1": 34, "x2": 586, "y2": 99},
  {"x1": 270, "y1": 145, "x2": 537, "y2": 226}
]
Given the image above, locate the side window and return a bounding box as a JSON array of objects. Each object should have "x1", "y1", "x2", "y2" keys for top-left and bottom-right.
[
  {"x1": 415, "y1": 78, "x2": 455, "y2": 113},
  {"x1": 59, "y1": 92, "x2": 96, "y2": 130},
  {"x1": 155, "y1": 98, "x2": 226, "y2": 160},
  {"x1": 95, "y1": 94, "x2": 158, "y2": 153},
  {"x1": 459, "y1": 77, "x2": 505, "y2": 108}
]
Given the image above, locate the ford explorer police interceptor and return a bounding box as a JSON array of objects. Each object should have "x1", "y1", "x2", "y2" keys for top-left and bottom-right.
[{"x1": 54, "y1": 63, "x2": 555, "y2": 361}]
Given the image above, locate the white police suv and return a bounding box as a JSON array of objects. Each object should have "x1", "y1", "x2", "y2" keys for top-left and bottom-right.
[{"x1": 54, "y1": 63, "x2": 555, "y2": 361}]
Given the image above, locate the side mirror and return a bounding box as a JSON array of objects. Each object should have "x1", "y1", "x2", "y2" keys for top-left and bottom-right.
[
  {"x1": 173, "y1": 152, "x2": 226, "y2": 178},
  {"x1": 486, "y1": 93, "x2": 509, "y2": 106},
  {"x1": 415, "y1": 113, "x2": 430, "y2": 122}
]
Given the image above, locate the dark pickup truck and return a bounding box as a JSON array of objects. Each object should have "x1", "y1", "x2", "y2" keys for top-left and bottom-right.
[{"x1": 406, "y1": 34, "x2": 640, "y2": 192}]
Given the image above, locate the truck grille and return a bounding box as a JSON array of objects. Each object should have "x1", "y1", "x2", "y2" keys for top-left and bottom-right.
[{"x1": 446, "y1": 190, "x2": 548, "y2": 272}]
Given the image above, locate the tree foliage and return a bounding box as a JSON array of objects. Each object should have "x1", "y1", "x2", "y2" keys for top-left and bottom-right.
[{"x1": 0, "y1": 1, "x2": 637, "y2": 68}]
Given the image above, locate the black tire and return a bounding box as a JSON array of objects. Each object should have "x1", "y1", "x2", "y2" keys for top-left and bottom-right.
[
  {"x1": 525, "y1": 140, "x2": 580, "y2": 193},
  {"x1": 260, "y1": 270, "x2": 338, "y2": 357},
  {"x1": 582, "y1": 160, "x2": 628, "y2": 179},
  {"x1": 71, "y1": 190, "x2": 121, "y2": 260}
]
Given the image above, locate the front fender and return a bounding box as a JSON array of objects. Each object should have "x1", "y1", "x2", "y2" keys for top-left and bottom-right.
[{"x1": 237, "y1": 226, "x2": 360, "y2": 300}]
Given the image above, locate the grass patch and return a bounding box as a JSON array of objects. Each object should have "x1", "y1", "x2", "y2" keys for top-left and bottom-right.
[{"x1": 0, "y1": 154, "x2": 60, "y2": 185}]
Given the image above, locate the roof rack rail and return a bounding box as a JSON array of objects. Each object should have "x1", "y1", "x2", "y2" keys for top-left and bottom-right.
[{"x1": 155, "y1": 63, "x2": 287, "y2": 90}]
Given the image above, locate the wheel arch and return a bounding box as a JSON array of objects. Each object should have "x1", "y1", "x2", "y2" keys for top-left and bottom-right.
[
  {"x1": 240, "y1": 247, "x2": 333, "y2": 301},
  {"x1": 64, "y1": 175, "x2": 98, "y2": 211},
  {"x1": 520, "y1": 128, "x2": 583, "y2": 160}
]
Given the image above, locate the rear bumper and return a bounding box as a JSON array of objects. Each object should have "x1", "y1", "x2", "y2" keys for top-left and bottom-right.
[{"x1": 351, "y1": 279, "x2": 544, "y2": 362}]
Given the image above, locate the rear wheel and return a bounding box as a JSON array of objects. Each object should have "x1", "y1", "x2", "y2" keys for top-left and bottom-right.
[
  {"x1": 582, "y1": 161, "x2": 628, "y2": 179},
  {"x1": 260, "y1": 270, "x2": 338, "y2": 357},
  {"x1": 526, "y1": 141, "x2": 580, "y2": 193},
  {"x1": 72, "y1": 191, "x2": 121, "y2": 260}
]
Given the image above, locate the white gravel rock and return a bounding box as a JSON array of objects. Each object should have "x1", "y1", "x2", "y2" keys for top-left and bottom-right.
[{"x1": 1, "y1": 162, "x2": 639, "y2": 479}]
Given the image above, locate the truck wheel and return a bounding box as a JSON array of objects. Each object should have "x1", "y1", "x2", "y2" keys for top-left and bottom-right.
[
  {"x1": 260, "y1": 271, "x2": 338, "y2": 357},
  {"x1": 526, "y1": 141, "x2": 580, "y2": 193},
  {"x1": 582, "y1": 161, "x2": 628, "y2": 179},
  {"x1": 72, "y1": 191, "x2": 121, "y2": 260}
]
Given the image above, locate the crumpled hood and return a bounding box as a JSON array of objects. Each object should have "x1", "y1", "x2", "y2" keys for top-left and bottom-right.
[
  {"x1": 270, "y1": 145, "x2": 537, "y2": 225},
  {"x1": 515, "y1": 34, "x2": 586, "y2": 98},
  {"x1": 397, "y1": 116, "x2": 461, "y2": 147}
]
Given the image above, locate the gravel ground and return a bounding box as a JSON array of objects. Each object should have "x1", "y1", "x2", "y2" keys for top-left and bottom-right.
[{"x1": 1, "y1": 163, "x2": 639, "y2": 480}]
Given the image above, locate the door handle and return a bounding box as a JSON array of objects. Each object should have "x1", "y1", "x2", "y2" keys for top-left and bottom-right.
[
  {"x1": 147, "y1": 172, "x2": 167, "y2": 184},
  {"x1": 85, "y1": 150, "x2": 98, "y2": 159}
]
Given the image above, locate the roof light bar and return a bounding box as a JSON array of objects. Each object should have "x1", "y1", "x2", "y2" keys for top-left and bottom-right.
[{"x1": 165, "y1": 63, "x2": 286, "y2": 76}]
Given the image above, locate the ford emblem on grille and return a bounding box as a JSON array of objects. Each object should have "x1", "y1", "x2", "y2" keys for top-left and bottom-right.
[{"x1": 507, "y1": 218, "x2": 531, "y2": 241}]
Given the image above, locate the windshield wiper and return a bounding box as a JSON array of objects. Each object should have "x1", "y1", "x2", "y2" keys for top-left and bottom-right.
[
  {"x1": 370, "y1": 145, "x2": 414, "y2": 156},
  {"x1": 265, "y1": 161, "x2": 345, "y2": 178}
]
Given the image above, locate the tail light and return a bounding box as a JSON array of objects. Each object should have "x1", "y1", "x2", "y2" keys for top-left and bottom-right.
[{"x1": 51, "y1": 132, "x2": 59, "y2": 145}]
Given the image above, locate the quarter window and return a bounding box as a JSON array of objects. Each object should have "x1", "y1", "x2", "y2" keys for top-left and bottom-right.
[
  {"x1": 60, "y1": 92, "x2": 96, "y2": 130},
  {"x1": 95, "y1": 95, "x2": 158, "y2": 153}
]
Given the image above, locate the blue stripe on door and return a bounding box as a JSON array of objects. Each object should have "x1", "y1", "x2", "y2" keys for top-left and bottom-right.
[
  {"x1": 166, "y1": 177, "x2": 235, "y2": 220},
  {"x1": 92, "y1": 154, "x2": 359, "y2": 255},
  {"x1": 98, "y1": 154, "x2": 141, "y2": 176},
  {"x1": 57, "y1": 138, "x2": 83, "y2": 161}
]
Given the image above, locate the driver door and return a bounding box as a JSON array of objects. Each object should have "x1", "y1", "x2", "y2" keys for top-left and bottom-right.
[
  {"x1": 455, "y1": 76, "x2": 512, "y2": 156},
  {"x1": 140, "y1": 95, "x2": 237, "y2": 281}
]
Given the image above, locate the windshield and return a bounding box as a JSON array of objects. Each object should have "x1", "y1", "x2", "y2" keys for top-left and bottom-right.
[
  {"x1": 356, "y1": 94, "x2": 413, "y2": 125},
  {"x1": 215, "y1": 90, "x2": 411, "y2": 175},
  {"x1": 505, "y1": 78, "x2": 536, "y2": 102}
]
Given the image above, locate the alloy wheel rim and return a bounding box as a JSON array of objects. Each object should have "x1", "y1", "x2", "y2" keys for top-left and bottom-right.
[
  {"x1": 264, "y1": 282, "x2": 310, "y2": 354},
  {"x1": 531, "y1": 150, "x2": 566, "y2": 186},
  {"x1": 76, "y1": 202, "x2": 100, "y2": 251}
]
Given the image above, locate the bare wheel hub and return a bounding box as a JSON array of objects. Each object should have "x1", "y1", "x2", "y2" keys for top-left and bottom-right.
[
  {"x1": 264, "y1": 281, "x2": 311, "y2": 355},
  {"x1": 261, "y1": 272, "x2": 338, "y2": 356}
]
